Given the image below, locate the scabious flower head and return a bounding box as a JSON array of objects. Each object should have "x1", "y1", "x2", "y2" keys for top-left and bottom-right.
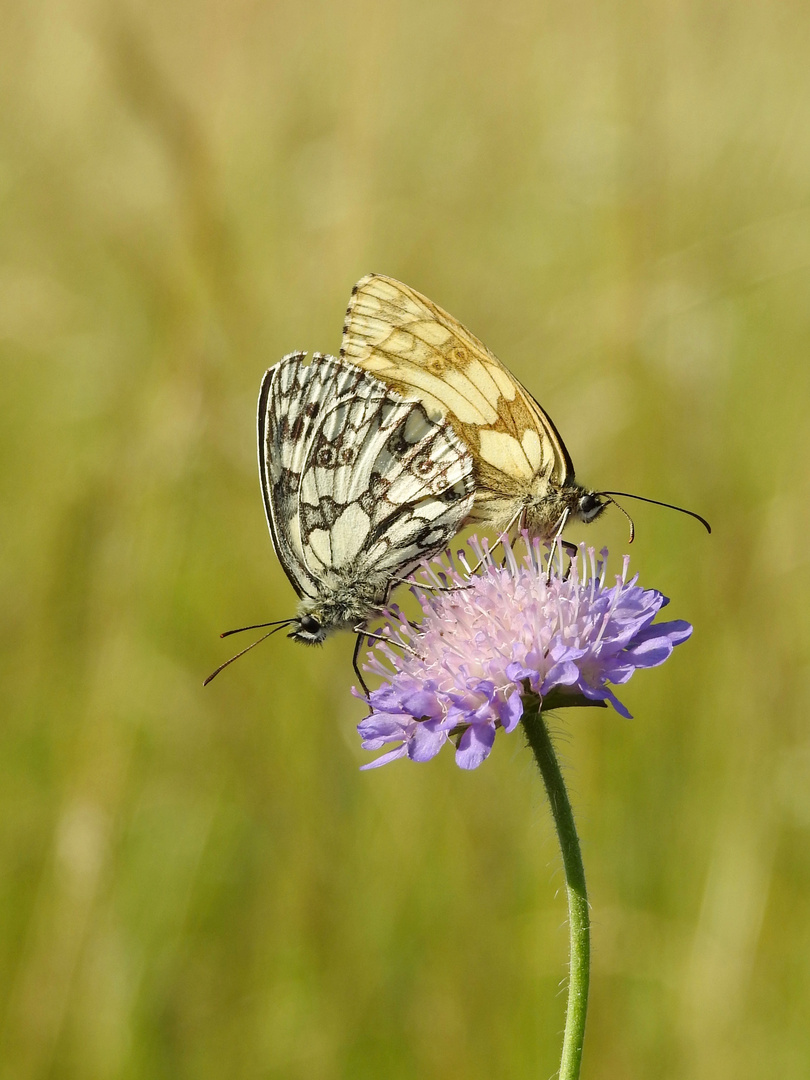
[{"x1": 355, "y1": 537, "x2": 692, "y2": 770}]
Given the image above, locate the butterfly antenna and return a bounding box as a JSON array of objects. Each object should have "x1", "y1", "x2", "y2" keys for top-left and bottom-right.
[
  {"x1": 204, "y1": 622, "x2": 292, "y2": 686},
  {"x1": 599, "y1": 491, "x2": 711, "y2": 534},
  {"x1": 218, "y1": 618, "x2": 294, "y2": 639},
  {"x1": 600, "y1": 496, "x2": 635, "y2": 543}
]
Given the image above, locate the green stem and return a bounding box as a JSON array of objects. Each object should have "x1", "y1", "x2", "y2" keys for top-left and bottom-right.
[{"x1": 522, "y1": 704, "x2": 590, "y2": 1080}]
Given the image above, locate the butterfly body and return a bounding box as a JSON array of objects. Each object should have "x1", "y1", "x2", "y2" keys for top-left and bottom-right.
[
  {"x1": 286, "y1": 576, "x2": 398, "y2": 645},
  {"x1": 341, "y1": 274, "x2": 606, "y2": 539},
  {"x1": 258, "y1": 351, "x2": 476, "y2": 645}
]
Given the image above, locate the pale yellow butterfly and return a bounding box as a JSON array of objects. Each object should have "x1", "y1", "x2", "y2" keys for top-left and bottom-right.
[
  {"x1": 340, "y1": 274, "x2": 711, "y2": 542},
  {"x1": 339, "y1": 273, "x2": 607, "y2": 540}
]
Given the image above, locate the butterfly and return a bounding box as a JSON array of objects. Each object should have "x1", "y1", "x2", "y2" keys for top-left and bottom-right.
[
  {"x1": 206, "y1": 351, "x2": 475, "y2": 686},
  {"x1": 340, "y1": 274, "x2": 712, "y2": 541},
  {"x1": 338, "y1": 273, "x2": 608, "y2": 540}
]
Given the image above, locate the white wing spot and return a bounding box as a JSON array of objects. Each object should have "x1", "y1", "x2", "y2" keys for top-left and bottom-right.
[
  {"x1": 307, "y1": 528, "x2": 332, "y2": 567},
  {"x1": 330, "y1": 502, "x2": 372, "y2": 565},
  {"x1": 479, "y1": 428, "x2": 534, "y2": 479},
  {"x1": 414, "y1": 320, "x2": 453, "y2": 346},
  {"x1": 441, "y1": 367, "x2": 499, "y2": 424},
  {"x1": 380, "y1": 367, "x2": 495, "y2": 424},
  {"x1": 403, "y1": 408, "x2": 433, "y2": 444},
  {"x1": 485, "y1": 361, "x2": 518, "y2": 401},
  {"x1": 299, "y1": 471, "x2": 318, "y2": 507},
  {"x1": 521, "y1": 428, "x2": 544, "y2": 472}
]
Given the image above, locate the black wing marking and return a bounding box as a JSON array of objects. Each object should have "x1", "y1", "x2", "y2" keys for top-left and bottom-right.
[
  {"x1": 298, "y1": 385, "x2": 475, "y2": 584},
  {"x1": 258, "y1": 352, "x2": 369, "y2": 598}
]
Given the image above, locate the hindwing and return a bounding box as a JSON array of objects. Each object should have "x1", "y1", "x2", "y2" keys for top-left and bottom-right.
[
  {"x1": 259, "y1": 352, "x2": 475, "y2": 612},
  {"x1": 340, "y1": 274, "x2": 575, "y2": 499},
  {"x1": 259, "y1": 351, "x2": 370, "y2": 599},
  {"x1": 299, "y1": 385, "x2": 475, "y2": 583}
]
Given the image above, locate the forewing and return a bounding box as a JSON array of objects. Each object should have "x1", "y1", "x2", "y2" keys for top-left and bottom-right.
[
  {"x1": 340, "y1": 273, "x2": 574, "y2": 491},
  {"x1": 297, "y1": 385, "x2": 475, "y2": 583},
  {"x1": 258, "y1": 352, "x2": 370, "y2": 598}
]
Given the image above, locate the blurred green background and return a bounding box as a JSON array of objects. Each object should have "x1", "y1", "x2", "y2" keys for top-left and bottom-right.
[{"x1": 2, "y1": 1, "x2": 809, "y2": 1077}]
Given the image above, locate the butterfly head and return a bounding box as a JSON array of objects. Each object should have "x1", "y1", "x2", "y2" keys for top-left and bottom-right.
[
  {"x1": 289, "y1": 611, "x2": 327, "y2": 645},
  {"x1": 520, "y1": 482, "x2": 607, "y2": 537},
  {"x1": 574, "y1": 489, "x2": 607, "y2": 524},
  {"x1": 290, "y1": 579, "x2": 388, "y2": 645}
]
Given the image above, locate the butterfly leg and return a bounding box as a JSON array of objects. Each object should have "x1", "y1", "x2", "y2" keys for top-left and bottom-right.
[
  {"x1": 560, "y1": 540, "x2": 578, "y2": 579},
  {"x1": 502, "y1": 507, "x2": 528, "y2": 568},
  {"x1": 465, "y1": 505, "x2": 526, "y2": 576},
  {"x1": 351, "y1": 626, "x2": 421, "y2": 696},
  {"x1": 545, "y1": 509, "x2": 571, "y2": 581},
  {"x1": 541, "y1": 538, "x2": 578, "y2": 581},
  {"x1": 423, "y1": 581, "x2": 469, "y2": 594},
  {"x1": 465, "y1": 538, "x2": 507, "y2": 576},
  {"x1": 352, "y1": 633, "x2": 370, "y2": 696},
  {"x1": 390, "y1": 575, "x2": 468, "y2": 595}
]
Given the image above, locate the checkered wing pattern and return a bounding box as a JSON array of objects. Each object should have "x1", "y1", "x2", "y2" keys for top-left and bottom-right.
[{"x1": 259, "y1": 352, "x2": 474, "y2": 603}]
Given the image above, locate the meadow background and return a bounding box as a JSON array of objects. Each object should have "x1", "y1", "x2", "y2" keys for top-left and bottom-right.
[{"x1": 2, "y1": 1, "x2": 809, "y2": 1077}]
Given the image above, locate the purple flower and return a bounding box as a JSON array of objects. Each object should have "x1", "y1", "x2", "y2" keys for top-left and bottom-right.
[{"x1": 355, "y1": 537, "x2": 692, "y2": 770}]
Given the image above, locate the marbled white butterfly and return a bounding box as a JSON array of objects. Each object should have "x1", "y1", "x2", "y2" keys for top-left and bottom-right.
[{"x1": 206, "y1": 351, "x2": 475, "y2": 685}]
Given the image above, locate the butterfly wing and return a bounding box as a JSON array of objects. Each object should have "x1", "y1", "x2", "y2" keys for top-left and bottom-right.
[
  {"x1": 259, "y1": 351, "x2": 373, "y2": 598},
  {"x1": 296, "y1": 364, "x2": 475, "y2": 586},
  {"x1": 340, "y1": 274, "x2": 575, "y2": 511}
]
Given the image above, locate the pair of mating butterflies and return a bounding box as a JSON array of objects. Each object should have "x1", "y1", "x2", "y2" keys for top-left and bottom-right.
[{"x1": 207, "y1": 274, "x2": 708, "y2": 685}]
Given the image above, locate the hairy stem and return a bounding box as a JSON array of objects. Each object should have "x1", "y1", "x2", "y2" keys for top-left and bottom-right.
[{"x1": 522, "y1": 705, "x2": 590, "y2": 1080}]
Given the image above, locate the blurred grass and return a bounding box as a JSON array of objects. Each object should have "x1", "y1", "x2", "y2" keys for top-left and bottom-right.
[{"x1": 2, "y1": 0, "x2": 810, "y2": 1077}]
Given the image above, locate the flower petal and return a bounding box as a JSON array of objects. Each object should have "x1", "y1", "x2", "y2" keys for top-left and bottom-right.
[
  {"x1": 360, "y1": 745, "x2": 409, "y2": 770},
  {"x1": 409, "y1": 720, "x2": 448, "y2": 762},
  {"x1": 455, "y1": 722, "x2": 496, "y2": 770},
  {"x1": 356, "y1": 537, "x2": 692, "y2": 767}
]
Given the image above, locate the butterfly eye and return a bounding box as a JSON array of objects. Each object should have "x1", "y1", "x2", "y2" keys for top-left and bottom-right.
[
  {"x1": 578, "y1": 492, "x2": 604, "y2": 522},
  {"x1": 300, "y1": 614, "x2": 322, "y2": 635}
]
